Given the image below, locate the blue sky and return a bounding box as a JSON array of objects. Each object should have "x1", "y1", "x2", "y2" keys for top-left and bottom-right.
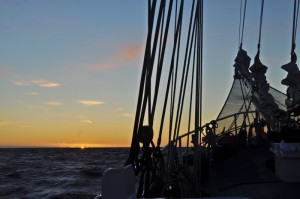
[{"x1": 0, "y1": 0, "x2": 298, "y2": 147}]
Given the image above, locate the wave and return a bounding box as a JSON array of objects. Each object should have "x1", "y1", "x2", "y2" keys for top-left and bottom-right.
[{"x1": 0, "y1": 148, "x2": 129, "y2": 198}]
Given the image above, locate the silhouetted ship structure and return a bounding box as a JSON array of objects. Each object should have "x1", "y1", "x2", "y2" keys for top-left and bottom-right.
[{"x1": 100, "y1": 0, "x2": 300, "y2": 198}]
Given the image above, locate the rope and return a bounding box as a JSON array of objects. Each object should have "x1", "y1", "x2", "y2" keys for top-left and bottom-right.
[
  {"x1": 195, "y1": 0, "x2": 204, "y2": 193},
  {"x1": 157, "y1": 0, "x2": 195, "y2": 147},
  {"x1": 175, "y1": 0, "x2": 178, "y2": 37},
  {"x1": 295, "y1": 1, "x2": 299, "y2": 42},
  {"x1": 140, "y1": 0, "x2": 167, "y2": 128},
  {"x1": 157, "y1": 0, "x2": 183, "y2": 147},
  {"x1": 200, "y1": 0, "x2": 203, "y2": 136},
  {"x1": 151, "y1": 2, "x2": 166, "y2": 127},
  {"x1": 149, "y1": 0, "x2": 173, "y2": 126},
  {"x1": 238, "y1": 0, "x2": 243, "y2": 49},
  {"x1": 148, "y1": 0, "x2": 165, "y2": 127},
  {"x1": 240, "y1": 0, "x2": 247, "y2": 49},
  {"x1": 173, "y1": 0, "x2": 201, "y2": 146},
  {"x1": 127, "y1": 0, "x2": 157, "y2": 165},
  {"x1": 130, "y1": 1, "x2": 204, "y2": 195},
  {"x1": 174, "y1": 15, "x2": 196, "y2": 144},
  {"x1": 186, "y1": 38, "x2": 197, "y2": 156},
  {"x1": 291, "y1": 0, "x2": 300, "y2": 54},
  {"x1": 165, "y1": 0, "x2": 185, "y2": 184},
  {"x1": 257, "y1": 0, "x2": 264, "y2": 52},
  {"x1": 169, "y1": 0, "x2": 180, "y2": 147}
]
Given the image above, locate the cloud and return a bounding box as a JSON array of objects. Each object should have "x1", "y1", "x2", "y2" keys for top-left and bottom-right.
[
  {"x1": 44, "y1": 101, "x2": 64, "y2": 106},
  {"x1": 123, "y1": 113, "x2": 134, "y2": 117},
  {"x1": 77, "y1": 100, "x2": 105, "y2": 106},
  {"x1": 81, "y1": 120, "x2": 92, "y2": 124},
  {"x1": 77, "y1": 115, "x2": 93, "y2": 124},
  {"x1": 12, "y1": 80, "x2": 31, "y2": 86},
  {"x1": 0, "y1": 121, "x2": 14, "y2": 126},
  {"x1": 32, "y1": 79, "x2": 61, "y2": 88},
  {"x1": 84, "y1": 43, "x2": 142, "y2": 71},
  {"x1": 119, "y1": 44, "x2": 141, "y2": 61},
  {"x1": 109, "y1": 44, "x2": 142, "y2": 69},
  {"x1": 39, "y1": 82, "x2": 61, "y2": 87},
  {"x1": 12, "y1": 78, "x2": 61, "y2": 88}
]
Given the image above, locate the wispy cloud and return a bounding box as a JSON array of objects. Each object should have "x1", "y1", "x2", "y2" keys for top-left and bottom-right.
[
  {"x1": 84, "y1": 43, "x2": 142, "y2": 71},
  {"x1": 77, "y1": 100, "x2": 105, "y2": 106},
  {"x1": 81, "y1": 120, "x2": 92, "y2": 124},
  {"x1": 123, "y1": 113, "x2": 134, "y2": 117},
  {"x1": 12, "y1": 78, "x2": 61, "y2": 88},
  {"x1": 119, "y1": 44, "x2": 141, "y2": 61},
  {"x1": 77, "y1": 115, "x2": 93, "y2": 124},
  {"x1": 40, "y1": 82, "x2": 61, "y2": 88},
  {"x1": 32, "y1": 79, "x2": 61, "y2": 88},
  {"x1": 44, "y1": 101, "x2": 64, "y2": 106},
  {"x1": 109, "y1": 44, "x2": 142, "y2": 69},
  {"x1": 12, "y1": 80, "x2": 31, "y2": 86}
]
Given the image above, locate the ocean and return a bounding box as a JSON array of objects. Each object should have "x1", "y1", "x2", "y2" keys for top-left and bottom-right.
[{"x1": 0, "y1": 148, "x2": 130, "y2": 199}]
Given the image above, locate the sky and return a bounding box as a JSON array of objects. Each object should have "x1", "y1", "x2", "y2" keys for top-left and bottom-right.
[{"x1": 0, "y1": 0, "x2": 298, "y2": 148}]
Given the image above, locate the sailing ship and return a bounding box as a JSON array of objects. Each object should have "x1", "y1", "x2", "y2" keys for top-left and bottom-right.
[{"x1": 100, "y1": 0, "x2": 300, "y2": 198}]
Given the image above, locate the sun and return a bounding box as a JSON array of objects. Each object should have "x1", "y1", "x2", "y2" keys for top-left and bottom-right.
[{"x1": 80, "y1": 146, "x2": 85, "y2": 150}]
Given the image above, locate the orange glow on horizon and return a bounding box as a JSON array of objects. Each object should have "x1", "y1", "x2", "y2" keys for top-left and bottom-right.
[{"x1": 0, "y1": 138, "x2": 132, "y2": 148}]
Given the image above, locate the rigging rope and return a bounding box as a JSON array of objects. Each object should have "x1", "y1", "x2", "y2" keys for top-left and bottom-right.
[
  {"x1": 141, "y1": 0, "x2": 167, "y2": 128},
  {"x1": 186, "y1": 37, "x2": 197, "y2": 155},
  {"x1": 169, "y1": 0, "x2": 181, "y2": 147},
  {"x1": 257, "y1": 0, "x2": 264, "y2": 52},
  {"x1": 238, "y1": 0, "x2": 242, "y2": 48},
  {"x1": 156, "y1": 0, "x2": 182, "y2": 147},
  {"x1": 157, "y1": 0, "x2": 195, "y2": 147},
  {"x1": 291, "y1": 0, "x2": 300, "y2": 55},
  {"x1": 200, "y1": 0, "x2": 203, "y2": 136},
  {"x1": 127, "y1": 0, "x2": 157, "y2": 165},
  {"x1": 239, "y1": 0, "x2": 247, "y2": 49},
  {"x1": 129, "y1": 1, "x2": 204, "y2": 196},
  {"x1": 151, "y1": 2, "x2": 166, "y2": 127},
  {"x1": 195, "y1": 0, "x2": 204, "y2": 193},
  {"x1": 149, "y1": 0, "x2": 173, "y2": 127},
  {"x1": 173, "y1": 16, "x2": 196, "y2": 144}
]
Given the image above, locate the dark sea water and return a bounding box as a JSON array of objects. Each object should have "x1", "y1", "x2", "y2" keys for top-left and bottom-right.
[{"x1": 0, "y1": 148, "x2": 129, "y2": 199}]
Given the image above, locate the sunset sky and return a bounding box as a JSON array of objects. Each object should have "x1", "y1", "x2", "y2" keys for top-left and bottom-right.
[{"x1": 0, "y1": 0, "x2": 298, "y2": 147}]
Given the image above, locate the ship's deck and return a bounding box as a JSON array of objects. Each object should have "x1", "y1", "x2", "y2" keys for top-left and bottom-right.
[{"x1": 202, "y1": 146, "x2": 300, "y2": 199}]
